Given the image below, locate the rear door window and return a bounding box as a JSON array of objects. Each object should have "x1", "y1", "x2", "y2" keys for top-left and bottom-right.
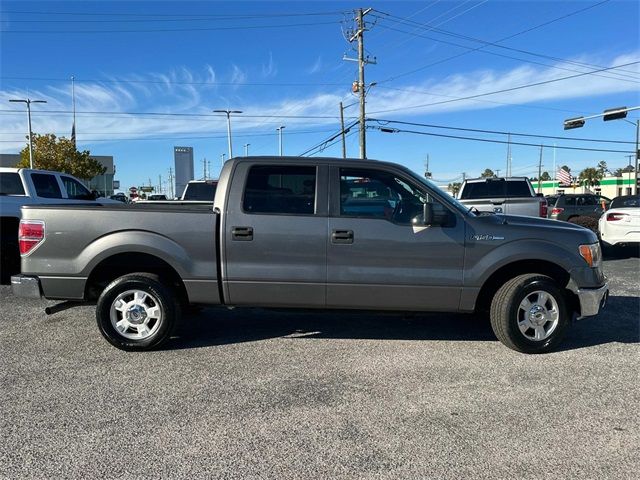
[
  {"x1": 243, "y1": 165, "x2": 316, "y2": 215},
  {"x1": 61, "y1": 176, "x2": 93, "y2": 200},
  {"x1": 30, "y1": 173, "x2": 62, "y2": 199},
  {"x1": 0, "y1": 173, "x2": 25, "y2": 195},
  {"x1": 564, "y1": 197, "x2": 577, "y2": 206}
]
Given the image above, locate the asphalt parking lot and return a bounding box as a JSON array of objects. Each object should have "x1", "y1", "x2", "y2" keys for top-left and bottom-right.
[{"x1": 1, "y1": 255, "x2": 638, "y2": 479}]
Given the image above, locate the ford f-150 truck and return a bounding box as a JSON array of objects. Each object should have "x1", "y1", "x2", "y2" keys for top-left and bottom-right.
[{"x1": 11, "y1": 157, "x2": 608, "y2": 354}]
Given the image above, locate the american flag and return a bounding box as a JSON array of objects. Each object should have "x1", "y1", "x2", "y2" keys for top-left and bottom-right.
[{"x1": 556, "y1": 168, "x2": 572, "y2": 186}]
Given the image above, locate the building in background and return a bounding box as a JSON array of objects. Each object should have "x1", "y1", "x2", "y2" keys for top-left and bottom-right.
[
  {"x1": 0, "y1": 153, "x2": 117, "y2": 197},
  {"x1": 174, "y1": 146, "x2": 194, "y2": 199}
]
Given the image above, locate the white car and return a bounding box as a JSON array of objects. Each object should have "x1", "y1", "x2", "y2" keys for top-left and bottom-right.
[
  {"x1": 598, "y1": 194, "x2": 640, "y2": 248},
  {"x1": 0, "y1": 167, "x2": 119, "y2": 281}
]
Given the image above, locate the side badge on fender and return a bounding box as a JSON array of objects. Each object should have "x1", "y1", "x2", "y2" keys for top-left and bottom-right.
[{"x1": 472, "y1": 234, "x2": 505, "y2": 241}]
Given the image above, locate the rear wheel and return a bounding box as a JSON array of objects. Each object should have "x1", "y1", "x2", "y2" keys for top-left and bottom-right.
[
  {"x1": 96, "y1": 273, "x2": 180, "y2": 351},
  {"x1": 490, "y1": 274, "x2": 570, "y2": 354}
]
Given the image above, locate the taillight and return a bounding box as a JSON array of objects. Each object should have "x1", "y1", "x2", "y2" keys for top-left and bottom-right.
[
  {"x1": 551, "y1": 207, "x2": 564, "y2": 215},
  {"x1": 539, "y1": 199, "x2": 548, "y2": 218},
  {"x1": 607, "y1": 212, "x2": 628, "y2": 222},
  {"x1": 18, "y1": 220, "x2": 45, "y2": 256}
]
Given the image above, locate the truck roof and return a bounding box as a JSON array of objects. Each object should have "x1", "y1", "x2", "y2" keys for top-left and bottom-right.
[
  {"x1": 0, "y1": 167, "x2": 72, "y2": 175},
  {"x1": 463, "y1": 177, "x2": 530, "y2": 182}
]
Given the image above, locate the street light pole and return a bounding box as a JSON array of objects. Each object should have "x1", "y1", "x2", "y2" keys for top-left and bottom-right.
[
  {"x1": 244, "y1": 143, "x2": 250, "y2": 157},
  {"x1": 9, "y1": 98, "x2": 47, "y2": 169},
  {"x1": 277, "y1": 125, "x2": 285, "y2": 156},
  {"x1": 213, "y1": 109, "x2": 242, "y2": 159}
]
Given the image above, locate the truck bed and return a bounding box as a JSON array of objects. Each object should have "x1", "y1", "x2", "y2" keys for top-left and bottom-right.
[{"x1": 19, "y1": 203, "x2": 220, "y2": 303}]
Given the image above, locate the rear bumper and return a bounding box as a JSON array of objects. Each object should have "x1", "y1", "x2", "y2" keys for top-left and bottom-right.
[
  {"x1": 575, "y1": 282, "x2": 609, "y2": 319},
  {"x1": 11, "y1": 275, "x2": 42, "y2": 299}
]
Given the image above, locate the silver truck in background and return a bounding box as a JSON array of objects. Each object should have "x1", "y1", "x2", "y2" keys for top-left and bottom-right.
[
  {"x1": 0, "y1": 167, "x2": 118, "y2": 282},
  {"x1": 12, "y1": 157, "x2": 608, "y2": 354},
  {"x1": 458, "y1": 177, "x2": 548, "y2": 218}
]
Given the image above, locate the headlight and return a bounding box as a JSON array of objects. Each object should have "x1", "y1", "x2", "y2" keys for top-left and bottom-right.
[{"x1": 579, "y1": 243, "x2": 602, "y2": 268}]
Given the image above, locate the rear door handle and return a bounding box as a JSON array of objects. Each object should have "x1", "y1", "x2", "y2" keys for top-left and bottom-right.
[
  {"x1": 331, "y1": 229, "x2": 353, "y2": 244},
  {"x1": 232, "y1": 226, "x2": 253, "y2": 241}
]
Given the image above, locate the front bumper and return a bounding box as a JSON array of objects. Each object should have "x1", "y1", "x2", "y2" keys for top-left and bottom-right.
[
  {"x1": 11, "y1": 275, "x2": 42, "y2": 299},
  {"x1": 575, "y1": 282, "x2": 609, "y2": 319}
]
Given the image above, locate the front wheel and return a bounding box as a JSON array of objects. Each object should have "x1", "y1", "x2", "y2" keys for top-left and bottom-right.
[
  {"x1": 490, "y1": 274, "x2": 570, "y2": 354},
  {"x1": 96, "y1": 273, "x2": 180, "y2": 351}
]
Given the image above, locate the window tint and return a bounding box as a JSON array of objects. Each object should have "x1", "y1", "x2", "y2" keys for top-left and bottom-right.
[
  {"x1": 505, "y1": 181, "x2": 532, "y2": 197},
  {"x1": 610, "y1": 195, "x2": 640, "y2": 208},
  {"x1": 582, "y1": 196, "x2": 598, "y2": 206},
  {"x1": 183, "y1": 182, "x2": 217, "y2": 201},
  {"x1": 564, "y1": 197, "x2": 576, "y2": 206},
  {"x1": 61, "y1": 176, "x2": 92, "y2": 200},
  {"x1": 243, "y1": 165, "x2": 316, "y2": 215},
  {"x1": 31, "y1": 173, "x2": 62, "y2": 199},
  {"x1": 0, "y1": 173, "x2": 25, "y2": 195},
  {"x1": 340, "y1": 168, "x2": 429, "y2": 224}
]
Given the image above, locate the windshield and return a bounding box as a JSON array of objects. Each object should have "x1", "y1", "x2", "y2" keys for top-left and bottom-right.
[{"x1": 610, "y1": 195, "x2": 640, "y2": 209}]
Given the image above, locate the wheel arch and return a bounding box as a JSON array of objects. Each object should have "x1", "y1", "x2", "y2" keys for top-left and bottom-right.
[
  {"x1": 85, "y1": 252, "x2": 188, "y2": 305},
  {"x1": 475, "y1": 259, "x2": 579, "y2": 315}
]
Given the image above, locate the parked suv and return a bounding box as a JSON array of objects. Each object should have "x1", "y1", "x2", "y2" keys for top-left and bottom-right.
[{"x1": 547, "y1": 194, "x2": 610, "y2": 222}]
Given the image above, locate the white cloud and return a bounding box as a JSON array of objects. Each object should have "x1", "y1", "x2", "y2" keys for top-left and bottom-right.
[
  {"x1": 261, "y1": 52, "x2": 277, "y2": 78},
  {"x1": 307, "y1": 56, "x2": 323, "y2": 74},
  {"x1": 1, "y1": 54, "x2": 637, "y2": 154}
]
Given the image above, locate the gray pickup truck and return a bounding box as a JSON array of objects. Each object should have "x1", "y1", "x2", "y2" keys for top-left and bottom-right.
[
  {"x1": 458, "y1": 177, "x2": 548, "y2": 217},
  {"x1": 12, "y1": 156, "x2": 608, "y2": 354}
]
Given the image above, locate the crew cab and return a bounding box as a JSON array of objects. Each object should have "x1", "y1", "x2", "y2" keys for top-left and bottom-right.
[
  {"x1": 11, "y1": 157, "x2": 608, "y2": 354},
  {"x1": 0, "y1": 167, "x2": 117, "y2": 281},
  {"x1": 458, "y1": 177, "x2": 548, "y2": 218}
]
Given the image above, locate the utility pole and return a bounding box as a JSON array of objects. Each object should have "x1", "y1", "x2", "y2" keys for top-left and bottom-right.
[
  {"x1": 244, "y1": 143, "x2": 250, "y2": 157},
  {"x1": 158, "y1": 175, "x2": 162, "y2": 194},
  {"x1": 424, "y1": 154, "x2": 431, "y2": 178},
  {"x1": 221, "y1": 153, "x2": 226, "y2": 166},
  {"x1": 537, "y1": 145, "x2": 544, "y2": 193},
  {"x1": 345, "y1": 8, "x2": 375, "y2": 159},
  {"x1": 203, "y1": 158, "x2": 207, "y2": 180},
  {"x1": 339, "y1": 102, "x2": 347, "y2": 158},
  {"x1": 168, "y1": 167, "x2": 174, "y2": 199},
  {"x1": 277, "y1": 125, "x2": 285, "y2": 156},
  {"x1": 506, "y1": 133, "x2": 512, "y2": 177},
  {"x1": 208, "y1": 160, "x2": 212, "y2": 179},
  {"x1": 9, "y1": 98, "x2": 47, "y2": 169},
  {"x1": 214, "y1": 109, "x2": 242, "y2": 159},
  {"x1": 635, "y1": 119, "x2": 639, "y2": 195}
]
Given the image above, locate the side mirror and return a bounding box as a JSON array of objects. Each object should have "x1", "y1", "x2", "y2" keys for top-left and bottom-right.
[{"x1": 423, "y1": 202, "x2": 434, "y2": 225}]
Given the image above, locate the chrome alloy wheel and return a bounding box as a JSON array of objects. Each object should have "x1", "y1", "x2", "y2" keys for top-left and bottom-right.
[
  {"x1": 109, "y1": 289, "x2": 162, "y2": 340},
  {"x1": 517, "y1": 290, "x2": 560, "y2": 342}
]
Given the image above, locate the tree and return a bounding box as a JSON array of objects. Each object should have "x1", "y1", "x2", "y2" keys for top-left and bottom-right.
[
  {"x1": 16, "y1": 134, "x2": 106, "y2": 180},
  {"x1": 448, "y1": 182, "x2": 462, "y2": 196},
  {"x1": 613, "y1": 165, "x2": 635, "y2": 177},
  {"x1": 480, "y1": 168, "x2": 495, "y2": 178},
  {"x1": 596, "y1": 160, "x2": 609, "y2": 176},
  {"x1": 540, "y1": 171, "x2": 551, "y2": 181},
  {"x1": 578, "y1": 167, "x2": 603, "y2": 188}
]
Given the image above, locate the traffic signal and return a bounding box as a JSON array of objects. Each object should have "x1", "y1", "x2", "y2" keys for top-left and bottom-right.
[
  {"x1": 564, "y1": 117, "x2": 585, "y2": 130},
  {"x1": 603, "y1": 107, "x2": 628, "y2": 121}
]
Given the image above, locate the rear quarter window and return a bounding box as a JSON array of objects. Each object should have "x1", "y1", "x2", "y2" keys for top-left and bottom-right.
[
  {"x1": 30, "y1": 173, "x2": 62, "y2": 199},
  {"x1": 0, "y1": 173, "x2": 25, "y2": 195}
]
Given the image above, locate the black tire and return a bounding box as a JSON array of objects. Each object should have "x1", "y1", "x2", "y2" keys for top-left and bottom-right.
[
  {"x1": 96, "y1": 273, "x2": 180, "y2": 351},
  {"x1": 490, "y1": 274, "x2": 570, "y2": 354}
]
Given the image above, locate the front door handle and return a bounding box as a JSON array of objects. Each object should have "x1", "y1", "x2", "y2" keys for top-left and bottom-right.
[
  {"x1": 331, "y1": 229, "x2": 353, "y2": 244},
  {"x1": 232, "y1": 226, "x2": 253, "y2": 241}
]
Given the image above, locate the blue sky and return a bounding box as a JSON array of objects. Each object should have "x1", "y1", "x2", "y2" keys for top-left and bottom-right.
[{"x1": 1, "y1": 0, "x2": 639, "y2": 192}]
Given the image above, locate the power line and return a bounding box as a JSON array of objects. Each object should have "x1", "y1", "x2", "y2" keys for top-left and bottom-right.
[
  {"x1": 373, "y1": 0, "x2": 616, "y2": 84},
  {"x1": 299, "y1": 120, "x2": 359, "y2": 156},
  {"x1": 0, "y1": 75, "x2": 345, "y2": 87},
  {"x1": 0, "y1": 20, "x2": 340, "y2": 34},
  {"x1": 369, "y1": 125, "x2": 635, "y2": 154},
  {"x1": 0, "y1": 108, "x2": 354, "y2": 120},
  {"x1": 0, "y1": 10, "x2": 347, "y2": 18},
  {"x1": 375, "y1": 12, "x2": 640, "y2": 80},
  {"x1": 372, "y1": 23, "x2": 640, "y2": 85},
  {"x1": 370, "y1": 119, "x2": 636, "y2": 144},
  {"x1": 375, "y1": 85, "x2": 596, "y2": 116},
  {"x1": 368, "y1": 60, "x2": 640, "y2": 114}
]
